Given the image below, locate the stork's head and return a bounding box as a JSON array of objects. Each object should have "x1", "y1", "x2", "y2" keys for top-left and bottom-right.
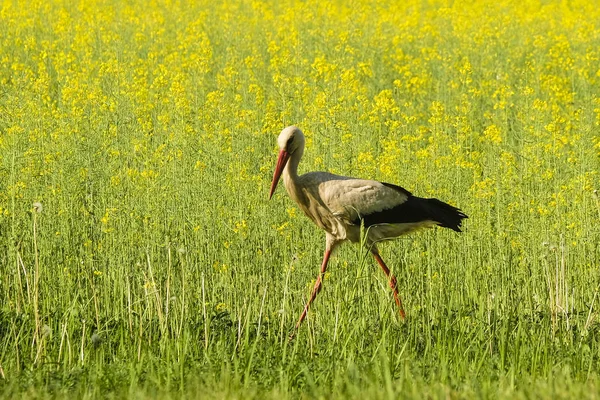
[
  {"x1": 277, "y1": 125, "x2": 305, "y2": 154},
  {"x1": 269, "y1": 126, "x2": 305, "y2": 199}
]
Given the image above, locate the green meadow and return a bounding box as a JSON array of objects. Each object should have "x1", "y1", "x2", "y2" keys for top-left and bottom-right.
[{"x1": 1, "y1": 0, "x2": 600, "y2": 398}]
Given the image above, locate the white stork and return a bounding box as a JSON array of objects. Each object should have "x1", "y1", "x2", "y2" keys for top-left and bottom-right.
[{"x1": 269, "y1": 126, "x2": 467, "y2": 334}]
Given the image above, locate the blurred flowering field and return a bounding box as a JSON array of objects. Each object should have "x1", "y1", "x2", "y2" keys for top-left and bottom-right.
[{"x1": 1, "y1": 0, "x2": 600, "y2": 398}]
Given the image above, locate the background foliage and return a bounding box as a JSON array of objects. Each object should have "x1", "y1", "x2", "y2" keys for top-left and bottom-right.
[{"x1": 1, "y1": 0, "x2": 600, "y2": 398}]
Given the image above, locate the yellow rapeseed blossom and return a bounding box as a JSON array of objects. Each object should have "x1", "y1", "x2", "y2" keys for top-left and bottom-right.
[{"x1": 483, "y1": 125, "x2": 503, "y2": 144}]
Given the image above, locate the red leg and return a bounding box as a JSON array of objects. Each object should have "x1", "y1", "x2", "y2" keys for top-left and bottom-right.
[
  {"x1": 293, "y1": 249, "x2": 332, "y2": 332},
  {"x1": 372, "y1": 252, "x2": 406, "y2": 319}
]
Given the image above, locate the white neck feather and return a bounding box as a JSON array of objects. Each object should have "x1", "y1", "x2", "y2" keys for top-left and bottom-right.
[{"x1": 283, "y1": 144, "x2": 303, "y2": 187}]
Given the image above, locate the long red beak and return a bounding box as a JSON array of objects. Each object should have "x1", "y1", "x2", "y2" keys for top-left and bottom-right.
[{"x1": 269, "y1": 150, "x2": 290, "y2": 199}]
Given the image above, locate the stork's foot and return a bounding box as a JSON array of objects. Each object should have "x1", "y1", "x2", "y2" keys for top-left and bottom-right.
[{"x1": 288, "y1": 330, "x2": 297, "y2": 342}]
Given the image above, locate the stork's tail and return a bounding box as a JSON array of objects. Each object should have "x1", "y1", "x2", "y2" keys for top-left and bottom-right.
[{"x1": 420, "y1": 198, "x2": 468, "y2": 232}]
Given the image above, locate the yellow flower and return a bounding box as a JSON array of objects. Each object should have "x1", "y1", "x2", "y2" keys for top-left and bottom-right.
[{"x1": 482, "y1": 124, "x2": 502, "y2": 144}]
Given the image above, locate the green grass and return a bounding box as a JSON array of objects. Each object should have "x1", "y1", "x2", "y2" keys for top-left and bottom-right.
[{"x1": 1, "y1": 0, "x2": 600, "y2": 398}]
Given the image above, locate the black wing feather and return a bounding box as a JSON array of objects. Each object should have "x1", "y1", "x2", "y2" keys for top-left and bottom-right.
[{"x1": 353, "y1": 185, "x2": 468, "y2": 233}]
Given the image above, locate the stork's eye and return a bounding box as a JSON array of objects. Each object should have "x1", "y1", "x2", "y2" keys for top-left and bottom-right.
[{"x1": 286, "y1": 136, "x2": 294, "y2": 149}]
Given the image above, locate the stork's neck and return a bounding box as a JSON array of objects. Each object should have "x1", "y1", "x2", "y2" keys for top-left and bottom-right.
[{"x1": 283, "y1": 147, "x2": 303, "y2": 187}]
